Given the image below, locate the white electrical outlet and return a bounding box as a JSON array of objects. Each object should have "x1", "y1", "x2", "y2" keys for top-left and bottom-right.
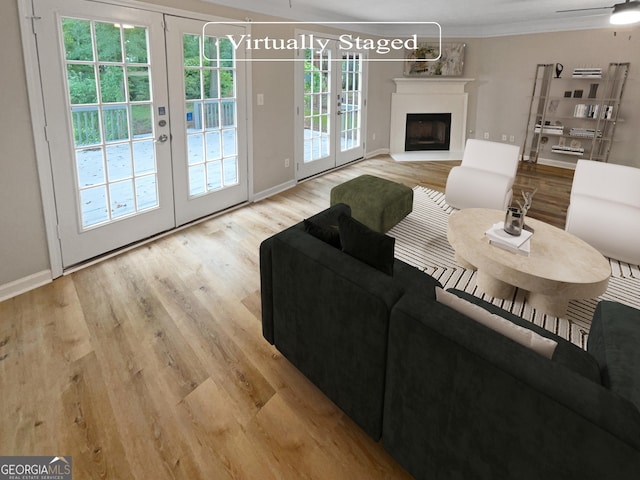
[
  {"x1": 372, "y1": 133, "x2": 376, "y2": 141},
  {"x1": 257, "y1": 93, "x2": 264, "y2": 106},
  {"x1": 501, "y1": 134, "x2": 507, "y2": 141},
  {"x1": 484, "y1": 132, "x2": 490, "y2": 139},
  {"x1": 510, "y1": 135, "x2": 515, "y2": 143},
  {"x1": 284, "y1": 158, "x2": 290, "y2": 168}
]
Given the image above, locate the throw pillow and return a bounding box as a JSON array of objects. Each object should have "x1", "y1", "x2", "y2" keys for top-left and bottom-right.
[
  {"x1": 338, "y1": 213, "x2": 395, "y2": 276},
  {"x1": 435, "y1": 287, "x2": 557, "y2": 359},
  {"x1": 304, "y1": 218, "x2": 341, "y2": 249}
]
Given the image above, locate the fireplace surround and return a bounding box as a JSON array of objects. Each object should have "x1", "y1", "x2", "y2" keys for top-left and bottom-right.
[{"x1": 390, "y1": 78, "x2": 473, "y2": 161}]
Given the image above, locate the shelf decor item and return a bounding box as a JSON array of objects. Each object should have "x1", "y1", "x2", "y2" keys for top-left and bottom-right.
[{"x1": 555, "y1": 63, "x2": 564, "y2": 78}]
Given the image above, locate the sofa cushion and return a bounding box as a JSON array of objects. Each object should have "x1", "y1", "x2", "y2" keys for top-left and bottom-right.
[
  {"x1": 436, "y1": 287, "x2": 557, "y2": 359},
  {"x1": 446, "y1": 289, "x2": 601, "y2": 383},
  {"x1": 339, "y1": 213, "x2": 395, "y2": 276},
  {"x1": 588, "y1": 300, "x2": 640, "y2": 411},
  {"x1": 304, "y1": 218, "x2": 341, "y2": 249}
]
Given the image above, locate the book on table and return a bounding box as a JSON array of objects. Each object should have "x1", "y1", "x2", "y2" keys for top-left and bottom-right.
[{"x1": 485, "y1": 222, "x2": 532, "y2": 256}]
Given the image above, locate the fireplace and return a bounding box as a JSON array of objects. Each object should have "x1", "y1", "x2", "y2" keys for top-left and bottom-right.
[
  {"x1": 390, "y1": 78, "x2": 473, "y2": 161},
  {"x1": 404, "y1": 113, "x2": 452, "y2": 151}
]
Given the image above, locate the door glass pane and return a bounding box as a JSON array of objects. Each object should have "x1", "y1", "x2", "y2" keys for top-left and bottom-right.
[
  {"x1": 340, "y1": 52, "x2": 362, "y2": 152},
  {"x1": 304, "y1": 48, "x2": 331, "y2": 162},
  {"x1": 204, "y1": 101, "x2": 219, "y2": 129},
  {"x1": 124, "y1": 27, "x2": 149, "y2": 63},
  {"x1": 103, "y1": 106, "x2": 129, "y2": 143},
  {"x1": 182, "y1": 33, "x2": 238, "y2": 197},
  {"x1": 127, "y1": 67, "x2": 150, "y2": 101},
  {"x1": 110, "y1": 180, "x2": 135, "y2": 218},
  {"x1": 62, "y1": 18, "x2": 93, "y2": 61},
  {"x1": 106, "y1": 143, "x2": 132, "y2": 181},
  {"x1": 206, "y1": 161, "x2": 222, "y2": 190},
  {"x1": 130, "y1": 104, "x2": 152, "y2": 137},
  {"x1": 80, "y1": 185, "x2": 108, "y2": 227},
  {"x1": 133, "y1": 140, "x2": 155, "y2": 174},
  {"x1": 100, "y1": 66, "x2": 125, "y2": 103},
  {"x1": 72, "y1": 106, "x2": 101, "y2": 146},
  {"x1": 67, "y1": 65, "x2": 98, "y2": 104},
  {"x1": 76, "y1": 148, "x2": 105, "y2": 187},
  {"x1": 62, "y1": 17, "x2": 160, "y2": 229},
  {"x1": 95, "y1": 22, "x2": 122, "y2": 62}
]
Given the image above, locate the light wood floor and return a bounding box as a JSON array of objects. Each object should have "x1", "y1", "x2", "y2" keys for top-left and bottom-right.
[{"x1": 0, "y1": 156, "x2": 573, "y2": 479}]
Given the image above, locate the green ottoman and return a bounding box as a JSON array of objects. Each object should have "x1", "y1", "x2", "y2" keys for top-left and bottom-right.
[{"x1": 330, "y1": 175, "x2": 413, "y2": 233}]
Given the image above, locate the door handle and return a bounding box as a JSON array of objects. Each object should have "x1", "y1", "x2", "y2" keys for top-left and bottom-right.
[{"x1": 156, "y1": 134, "x2": 169, "y2": 143}]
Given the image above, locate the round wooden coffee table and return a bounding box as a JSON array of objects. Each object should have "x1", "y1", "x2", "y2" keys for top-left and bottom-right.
[{"x1": 447, "y1": 208, "x2": 611, "y2": 317}]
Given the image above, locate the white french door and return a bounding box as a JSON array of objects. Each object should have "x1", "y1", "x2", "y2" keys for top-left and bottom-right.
[
  {"x1": 165, "y1": 16, "x2": 248, "y2": 226},
  {"x1": 33, "y1": 0, "x2": 248, "y2": 269},
  {"x1": 296, "y1": 38, "x2": 366, "y2": 179}
]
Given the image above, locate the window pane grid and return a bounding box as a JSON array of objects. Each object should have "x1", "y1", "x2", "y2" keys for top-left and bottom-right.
[
  {"x1": 184, "y1": 34, "x2": 238, "y2": 197},
  {"x1": 62, "y1": 17, "x2": 159, "y2": 229}
]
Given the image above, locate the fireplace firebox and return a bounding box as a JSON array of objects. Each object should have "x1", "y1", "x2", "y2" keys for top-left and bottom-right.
[{"x1": 404, "y1": 113, "x2": 452, "y2": 151}]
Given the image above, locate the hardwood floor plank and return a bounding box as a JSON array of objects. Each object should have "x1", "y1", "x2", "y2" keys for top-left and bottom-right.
[
  {"x1": 0, "y1": 155, "x2": 575, "y2": 478},
  {"x1": 60, "y1": 351, "x2": 136, "y2": 479}
]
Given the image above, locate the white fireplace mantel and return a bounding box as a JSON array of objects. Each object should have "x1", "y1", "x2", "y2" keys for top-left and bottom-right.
[{"x1": 390, "y1": 77, "x2": 474, "y2": 161}]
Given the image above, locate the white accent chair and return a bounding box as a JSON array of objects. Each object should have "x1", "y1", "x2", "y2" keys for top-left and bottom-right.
[
  {"x1": 445, "y1": 139, "x2": 521, "y2": 210},
  {"x1": 565, "y1": 159, "x2": 640, "y2": 265}
]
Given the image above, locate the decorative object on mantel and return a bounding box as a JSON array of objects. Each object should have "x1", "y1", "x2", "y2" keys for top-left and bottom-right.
[{"x1": 404, "y1": 42, "x2": 465, "y2": 77}]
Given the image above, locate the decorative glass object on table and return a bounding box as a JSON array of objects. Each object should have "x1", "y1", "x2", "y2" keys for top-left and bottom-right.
[
  {"x1": 504, "y1": 207, "x2": 524, "y2": 236},
  {"x1": 503, "y1": 188, "x2": 537, "y2": 236}
]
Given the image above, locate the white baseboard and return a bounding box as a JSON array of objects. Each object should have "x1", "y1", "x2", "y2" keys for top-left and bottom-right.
[
  {"x1": 522, "y1": 155, "x2": 576, "y2": 170},
  {"x1": 0, "y1": 270, "x2": 52, "y2": 302},
  {"x1": 365, "y1": 148, "x2": 390, "y2": 159},
  {"x1": 537, "y1": 157, "x2": 577, "y2": 170},
  {"x1": 253, "y1": 179, "x2": 297, "y2": 202}
]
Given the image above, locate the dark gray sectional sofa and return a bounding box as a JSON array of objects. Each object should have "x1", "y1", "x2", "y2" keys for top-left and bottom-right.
[{"x1": 259, "y1": 203, "x2": 640, "y2": 479}]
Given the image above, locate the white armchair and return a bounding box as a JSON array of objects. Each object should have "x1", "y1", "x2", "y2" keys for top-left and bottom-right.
[
  {"x1": 445, "y1": 139, "x2": 521, "y2": 210},
  {"x1": 565, "y1": 159, "x2": 640, "y2": 265}
]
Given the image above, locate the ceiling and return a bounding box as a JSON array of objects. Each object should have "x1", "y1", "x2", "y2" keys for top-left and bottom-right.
[{"x1": 203, "y1": 0, "x2": 633, "y2": 37}]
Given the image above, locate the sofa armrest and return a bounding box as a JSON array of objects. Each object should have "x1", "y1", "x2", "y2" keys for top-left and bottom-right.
[
  {"x1": 383, "y1": 294, "x2": 640, "y2": 479},
  {"x1": 268, "y1": 223, "x2": 404, "y2": 440},
  {"x1": 260, "y1": 203, "x2": 351, "y2": 344},
  {"x1": 588, "y1": 300, "x2": 640, "y2": 412}
]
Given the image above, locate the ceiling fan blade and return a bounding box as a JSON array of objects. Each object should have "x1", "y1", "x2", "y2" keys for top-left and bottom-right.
[{"x1": 556, "y1": 6, "x2": 614, "y2": 13}]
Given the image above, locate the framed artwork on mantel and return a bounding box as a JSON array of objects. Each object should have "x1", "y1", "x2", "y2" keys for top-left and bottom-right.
[{"x1": 404, "y1": 42, "x2": 466, "y2": 77}]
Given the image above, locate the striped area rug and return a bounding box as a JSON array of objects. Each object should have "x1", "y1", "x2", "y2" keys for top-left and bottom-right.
[{"x1": 388, "y1": 186, "x2": 640, "y2": 348}]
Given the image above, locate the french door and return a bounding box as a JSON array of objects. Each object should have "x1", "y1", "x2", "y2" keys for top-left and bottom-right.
[
  {"x1": 33, "y1": 0, "x2": 248, "y2": 268},
  {"x1": 296, "y1": 39, "x2": 366, "y2": 179},
  {"x1": 165, "y1": 16, "x2": 248, "y2": 226}
]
